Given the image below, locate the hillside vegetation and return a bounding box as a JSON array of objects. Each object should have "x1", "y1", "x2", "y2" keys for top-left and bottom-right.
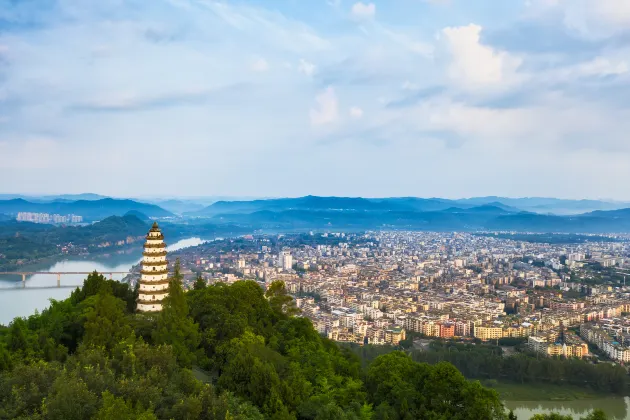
[{"x1": 0, "y1": 266, "x2": 513, "y2": 420}]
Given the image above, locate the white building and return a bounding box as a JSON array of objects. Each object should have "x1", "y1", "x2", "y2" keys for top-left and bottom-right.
[
  {"x1": 136, "y1": 222, "x2": 170, "y2": 312},
  {"x1": 279, "y1": 250, "x2": 293, "y2": 271}
]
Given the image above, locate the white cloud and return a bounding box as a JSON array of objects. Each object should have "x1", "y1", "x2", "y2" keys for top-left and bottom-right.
[
  {"x1": 441, "y1": 24, "x2": 523, "y2": 91},
  {"x1": 349, "y1": 106, "x2": 364, "y2": 118},
  {"x1": 542, "y1": 55, "x2": 630, "y2": 84},
  {"x1": 527, "y1": 0, "x2": 630, "y2": 39},
  {"x1": 310, "y1": 87, "x2": 339, "y2": 126},
  {"x1": 574, "y1": 57, "x2": 629, "y2": 77},
  {"x1": 251, "y1": 57, "x2": 269, "y2": 72},
  {"x1": 297, "y1": 59, "x2": 316, "y2": 76},
  {"x1": 351, "y1": 2, "x2": 376, "y2": 20}
]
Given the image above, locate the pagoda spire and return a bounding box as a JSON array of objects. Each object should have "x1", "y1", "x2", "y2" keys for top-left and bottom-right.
[{"x1": 136, "y1": 222, "x2": 169, "y2": 312}]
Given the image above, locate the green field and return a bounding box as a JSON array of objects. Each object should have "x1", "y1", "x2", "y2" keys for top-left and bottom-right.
[{"x1": 482, "y1": 381, "x2": 608, "y2": 401}]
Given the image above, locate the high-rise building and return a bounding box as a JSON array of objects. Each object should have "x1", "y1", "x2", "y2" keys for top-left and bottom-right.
[
  {"x1": 136, "y1": 222, "x2": 170, "y2": 312},
  {"x1": 279, "y1": 250, "x2": 293, "y2": 271}
]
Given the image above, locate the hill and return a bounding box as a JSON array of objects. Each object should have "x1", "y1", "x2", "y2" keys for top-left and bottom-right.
[
  {"x1": 0, "y1": 198, "x2": 174, "y2": 221},
  {"x1": 187, "y1": 196, "x2": 465, "y2": 217},
  {"x1": 184, "y1": 195, "x2": 630, "y2": 233},
  {"x1": 454, "y1": 196, "x2": 630, "y2": 215},
  {"x1": 149, "y1": 199, "x2": 205, "y2": 215},
  {"x1": 0, "y1": 215, "x2": 150, "y2": 271},
  {"x1": 188, "y1": 195, "x2": 630, "y2": 218},
  {"x1": 0, "y1": 274, "x2": 509, "y2": 419},
  {"x1": 208, "y1": 206, "x2": 630, "y2": 233}
]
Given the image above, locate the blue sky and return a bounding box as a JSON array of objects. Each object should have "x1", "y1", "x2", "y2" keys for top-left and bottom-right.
[{"x1": 1, "y1": 0, "x2": 630, "y2": 199}]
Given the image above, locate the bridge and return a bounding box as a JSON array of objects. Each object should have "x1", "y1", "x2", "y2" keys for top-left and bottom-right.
[{"x1": 0, "y1": 272, "x2": 131, "y2": 288}]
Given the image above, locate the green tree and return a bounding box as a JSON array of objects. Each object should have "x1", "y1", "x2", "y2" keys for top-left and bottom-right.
[
  {"x1": 42, "y1": 374, "x2": 98, "y2": 420},
  {"x1": 152, "y1": 258, "x2": 201, "y2": 367},
  {"x1": 94, "y1": 391, "x2": 157, "y2": 420},
  {"x1": 265, "y1": 281, "x2": 300, "y2": 317},
  {"x1": 82, "y1": 283, "x2": 133, "y2": 352},
  {"x1": 530, "y1": 414, "x2": 572, "y2": 420},
  {"x1": 581, "y1": 410, "x2": 608, "y2": 420},
  {"x1": 194, "y1": 273, "x2": 207, "y2": 290}
]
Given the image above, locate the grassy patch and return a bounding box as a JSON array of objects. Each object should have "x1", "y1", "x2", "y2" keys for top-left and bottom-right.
[{"x1": 481, "y1": 380, "x2": 608, "y2": 401}]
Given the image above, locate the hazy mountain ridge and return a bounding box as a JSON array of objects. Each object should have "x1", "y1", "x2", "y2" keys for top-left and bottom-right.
[
  {"x1": 199, "y1": 197, "x2": 630, "y2": 233},
  {"x1": 0, "y1": 198, "x2": 174, "y2": 221},
  {"x1": 188, "y1": 195, "x2": 630, "y2": 217}
]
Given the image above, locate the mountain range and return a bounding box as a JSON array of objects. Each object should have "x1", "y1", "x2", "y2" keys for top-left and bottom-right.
[
  {"x1": 186, "y1": 195, "x2": 630, "y2": 217},
  {"x1": 185, "y1": 196, "x2": 630, "y2": 233},
  {"x1": 3, "y1": 194, "x2": 630, "y2": 233},
  {"x1": 0, "y1": 198, "x2": 174, "y2": 221}
]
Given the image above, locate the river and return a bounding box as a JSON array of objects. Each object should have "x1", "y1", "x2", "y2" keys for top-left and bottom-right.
[
  {"x1": 504, "y1": 397, "x2": 630, "y2": 419},
  {"x1": 0, "y1": 237, "x2": 206, "y2": 325}
]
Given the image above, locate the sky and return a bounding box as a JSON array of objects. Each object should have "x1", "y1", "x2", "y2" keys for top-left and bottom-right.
[{"x1": 1, "y1": 0, "x2": 630, "y2": 200}]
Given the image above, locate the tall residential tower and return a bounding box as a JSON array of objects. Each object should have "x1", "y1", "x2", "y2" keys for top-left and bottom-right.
[{"x1": 136, "y1": 222, "x2": 170, "y2": 312}]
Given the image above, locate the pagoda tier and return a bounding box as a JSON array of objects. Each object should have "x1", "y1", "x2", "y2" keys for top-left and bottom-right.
[{"x1": 136, "y1": 222, "x2": 170, "y2": 313}]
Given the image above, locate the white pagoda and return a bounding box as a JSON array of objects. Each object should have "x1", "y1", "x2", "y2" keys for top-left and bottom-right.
[{"x1": 136, "y1": 222, "x2": 170, "y2": 312}]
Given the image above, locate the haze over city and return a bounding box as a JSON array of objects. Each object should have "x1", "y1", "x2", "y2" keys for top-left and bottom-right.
[{"x1": 2, "y1": 0, "x2": 630, "y2": 199}]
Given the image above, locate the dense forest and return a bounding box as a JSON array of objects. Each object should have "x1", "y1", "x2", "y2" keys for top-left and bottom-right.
[
  {"x1": 409, "y1": 341, "x2": 629, "y2": 394},
  {"x1": 0, "y1": 266, "x2": 611, "y2": 419}
]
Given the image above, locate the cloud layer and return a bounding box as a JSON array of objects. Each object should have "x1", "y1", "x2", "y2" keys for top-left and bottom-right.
[{"x1": 1, "y1": 0, "x2": 629, "y2": 199}]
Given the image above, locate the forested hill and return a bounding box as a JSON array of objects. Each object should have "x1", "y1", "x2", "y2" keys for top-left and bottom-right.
[
  {"x1": 0, "y1": 270, "x2": 512, "y2": 420},
  {"x1": 0, "y1": 215, "x2": 150, "y2": 271},
  {"x1": 0, "y1": 198, "x2": 173, "y2": 221}
]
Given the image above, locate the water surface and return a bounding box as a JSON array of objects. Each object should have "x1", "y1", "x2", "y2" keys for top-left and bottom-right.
[
  {"x1": 0, "y1": 237, "x2": 206, "y2": 324},
  {"x1": 504, "y1": 397, "x2": 630, "y2": 420}
]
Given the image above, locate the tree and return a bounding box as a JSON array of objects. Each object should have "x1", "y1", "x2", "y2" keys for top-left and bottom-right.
[
  {"x1": 530, "y1": 414, "x2": 572, "y2": 420},
  {"x1": 265, "y1": 281, "x2": 300, "y2": 317},
  {"x1": 581, "y1": 410, "x2": 608, "y2": 420},
  {"x1": 42, "y1": 374, "x2": 99, "y2": 420},
  {"x1": 94, "y1": 391, "x2": 157, "y2": 420},
  {"x1": 194, "y1": 273, "x2": 207, "y2": 290},
  {"x1": 82, "y1": 283, "x2": 133, "y2": 352},
  {"x1": 152, "y1": 258, "x2": 201, "y2": 367}
]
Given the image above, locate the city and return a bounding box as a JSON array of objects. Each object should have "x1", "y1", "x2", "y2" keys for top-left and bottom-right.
[{"x1": 143, "y1": 231, "x2": 630, "y2": 363}]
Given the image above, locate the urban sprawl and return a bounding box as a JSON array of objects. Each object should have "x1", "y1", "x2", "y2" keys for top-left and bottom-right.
[{"x1": 132, "y1": 231, "x2": 630, "y2": 363}]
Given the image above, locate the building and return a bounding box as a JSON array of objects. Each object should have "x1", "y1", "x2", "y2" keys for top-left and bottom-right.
[
  {"x1": 17, "y1": 212, "x2": 83, "y2": 224},
  {"x1": 279, "y1": 250, "x2": 293, "y2": 271},
  {"x1": 136, "y1": 222, "x2": 170, "y2": 312},
  {"x1": 385, "y1": 326, "x2": 406, "y2": 345}
]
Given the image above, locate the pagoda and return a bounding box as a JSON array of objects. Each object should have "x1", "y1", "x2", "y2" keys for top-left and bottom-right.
[{"x1": 136, "y1": 222, "x2": 170, "y2": 312}]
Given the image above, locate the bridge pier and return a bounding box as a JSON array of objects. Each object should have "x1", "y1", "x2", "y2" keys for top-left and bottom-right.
[
  {"x1": 57, "y1": 273, "x2": 61, "y2": 288},
  {"x1": 110, "y1": 273, "x2": 113, "y2": 280},
  {"x1": 22, "y1": 273, "x2": 26, "y2": 288}
]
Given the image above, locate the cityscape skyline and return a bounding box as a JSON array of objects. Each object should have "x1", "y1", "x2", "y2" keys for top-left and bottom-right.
[{"x1": 2, "y1": 0, "x2": 630, "y2": 199}]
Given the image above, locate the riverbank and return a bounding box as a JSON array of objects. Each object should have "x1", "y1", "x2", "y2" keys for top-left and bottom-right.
[
  {"x1": 0, "y1": 237, "x2": 208, "y2": 324},
  {"x1": 484, "y1": 380, "x2": 611, "y2": 401}
]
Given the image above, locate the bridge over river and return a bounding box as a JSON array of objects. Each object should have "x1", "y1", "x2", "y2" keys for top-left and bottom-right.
[{"x1": 0, "y1": 271, "x2": 131, "y2": 288}]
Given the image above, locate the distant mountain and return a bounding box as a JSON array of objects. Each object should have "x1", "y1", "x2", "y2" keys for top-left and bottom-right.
[
  {"x1": 41, "y1": 193, "x2": 109, "y2": 201},
  {"x1": 124, "y1": 210, "x2": 151, "y2": 222},
  {"x1": 87, "y1": 214, "x2": 149, "y2": 236},
  {"x1": 189, "y1": 195, "x2": 630, "y2": 218},
  {"x1": 149, "y1": 199, "x2": 205, "y2": 215},
  {"x1": 453, "y1": 197, "x2": 630, "y2": 215},
  {"x1": 187, "y1": 195, "x2": 463, "y2": 217},
  {"x1": 206, "y1": 202, "x2": 630, "y2": 233},
  {"x1": 0, "y1": 193, "x2": 110, "y2": 203},
  {"x1": 0, "y1": 198, "x2": 174, "y2": 221}
]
